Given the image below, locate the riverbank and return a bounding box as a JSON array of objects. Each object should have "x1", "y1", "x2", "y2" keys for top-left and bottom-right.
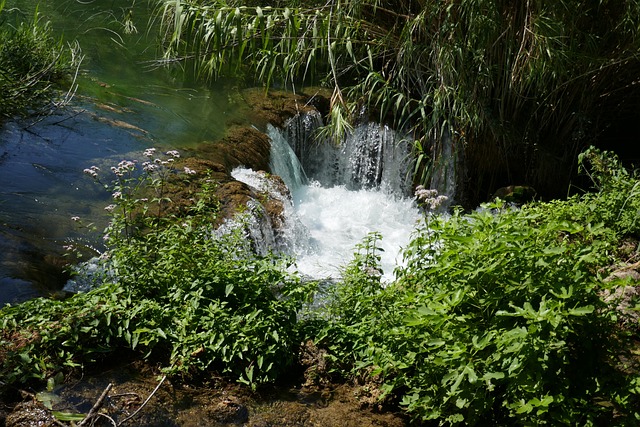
[
  {"x1": 2, "y1": 146, "x2": 640, "y2": 425},
  {"x1": 1, "y1": 355, "x2": 410, "y2": 426}
]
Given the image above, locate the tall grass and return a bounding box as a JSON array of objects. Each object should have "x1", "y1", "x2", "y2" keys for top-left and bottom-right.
[
  {"x1": 0, "y1": 3, "x2": 81, "y2": 122},
  {"x1": 158, "y1": 0, "x2": 640, "y2": 204}
]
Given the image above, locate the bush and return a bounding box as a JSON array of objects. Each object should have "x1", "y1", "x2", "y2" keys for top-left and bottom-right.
[
  {"x1": 311, "y1": 149, "x2": 640, "y2": 425},
  {"x1": 0, "y1": 152, "x2": 313, "y2": 388},
  {"x1": 2, "y1": 148, "x2": 638, "y2": 425}
]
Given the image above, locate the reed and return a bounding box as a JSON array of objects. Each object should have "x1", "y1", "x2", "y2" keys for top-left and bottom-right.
[
  {"x1": 0, "y1": 3, "x2": 81, "y2": 122},
  {"x1": 158, "y1": 0, "x2": 640, "y2": 204}
]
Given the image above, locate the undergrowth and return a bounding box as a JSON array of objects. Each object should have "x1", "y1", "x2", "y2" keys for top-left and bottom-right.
[
  {"x1": 0, "y1": 150, "x2": 313, "y2": 389},
  {"x1": 309, "y1": 147, "x2": 640, "y2": 425},
  {"x1": 0, "y1": 1, "x2": 80, "y2": 121},
  {"x1": 1, "y1": 148, "x2": 639, "y2": 426}
]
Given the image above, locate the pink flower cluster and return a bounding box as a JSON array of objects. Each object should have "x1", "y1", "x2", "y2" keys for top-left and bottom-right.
[
  {"x1": 83, "y1": 165, "x2": 100, "y2": 178},
  {"x1": 415, "y1": 185, "x2": 448, "y2": 211},
  {"x1": 111, "y1": 160, "x2": 137, "y2": 177}
]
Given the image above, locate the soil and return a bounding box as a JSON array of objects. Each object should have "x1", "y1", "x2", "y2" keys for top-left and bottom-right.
[{"x1": 1, "y1": 358, "x2": 409, "y2": 427}]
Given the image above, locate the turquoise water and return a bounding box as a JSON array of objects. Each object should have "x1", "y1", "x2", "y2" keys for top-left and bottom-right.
[{"x1": 0, "y1": 0, "x2": 240, "y2": 304}]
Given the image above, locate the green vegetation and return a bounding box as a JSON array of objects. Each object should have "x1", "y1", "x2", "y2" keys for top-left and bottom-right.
[
  {"x1": 308, "y1": 148, "x2": 640, "y2": 425},
  {"x1": 157, "y1": 0, "x2": 640, "y2": 203},
  {"x1": 2, "y1": 148, "x2": 640, "y2": 425},
  {"x1": 1, "y1": 151, "x2": 312, "y2": 388},
  {"x1": 0, "y1": 0, "x2": 80, "y2": 122}
]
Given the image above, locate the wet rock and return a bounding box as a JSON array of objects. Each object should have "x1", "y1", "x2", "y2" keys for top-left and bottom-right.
[
  {"x1": 176, "y1": 395, "x2": 249, "y2": 426},
  {"x1": 299, "y1": 340, "x2": 330, "y2": 388},
  {"x1": 211, "y1": 397, "x2": 249, "y2": 424},
  {"x1": 248, "y1": 385, "x2": 406, "y2": 427},
  {"x1": 197, "y1": 125, "x2": 271, "y2": 172},
  {"x1": 214, "y1": 178, "x2": 256, "y2": 223},
  {"x1": 6, "y1": 401, "x2": 56, "y2": 427},
  {"x1": 492, "y1": 185, "x2": 537, "y2": 204},
  {"x1": 249, "y1": 401, "x2": 311, "y2": 427},
  {"x1": 241, "y1": 88, "x2": 330, "y2": 129}
]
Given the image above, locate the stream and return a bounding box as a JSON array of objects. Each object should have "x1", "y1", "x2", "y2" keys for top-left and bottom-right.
[
  {"x1": 0, "y1": 0, "x2": 241, "y2": 305},
  {"x1": 0, "y1": 0, "x2": 421, "y2": 306}
]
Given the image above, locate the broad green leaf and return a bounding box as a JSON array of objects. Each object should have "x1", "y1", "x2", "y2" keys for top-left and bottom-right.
[
  {"x1": 225, "y1": 283, "x2": 234, "y2": 297},
  {"x1": 568, "y1": 305, "x2": 594, "y2": 316},
  {"x1": 481, "y1": 372, "x2": 505, "y2": 381},
  {"x1": 52, "y1": 411, "x2": 85, "y2": 422}
]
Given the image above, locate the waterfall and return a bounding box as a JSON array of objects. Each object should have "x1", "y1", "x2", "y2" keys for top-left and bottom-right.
[
  {"x1": 278, "y1": 112, "x2": 414, "y2": 194},
  {"x1": 230, "y1": 112, "x2": 421, "y2": 282},
  {"x1": 267, "y1": 124, "x2": 308, "y2": 191},
  {"x1": 430, "y1": 128, "x2": 457, "y2": 207}
]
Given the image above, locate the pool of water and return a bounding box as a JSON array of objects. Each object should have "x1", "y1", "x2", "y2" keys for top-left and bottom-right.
[{"x1": 0, "y1": 0, "x2": 241, "y2": 305}]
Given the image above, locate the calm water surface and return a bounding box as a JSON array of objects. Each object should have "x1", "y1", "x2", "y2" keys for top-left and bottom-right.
[{"x1": 0, "y1": 0, "x2": 240, "y2": 304}]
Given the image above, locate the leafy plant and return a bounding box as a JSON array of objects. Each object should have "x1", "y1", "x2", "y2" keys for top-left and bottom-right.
[
  {"x1": 578, "y1": 146, "x2": 640, "y2": 236},
  {"x1": 0, "y1": 4, "x2": 81, "y2": 121},
  {"x1": 2, "y1": 147, "x2": 639, "y2": 425},
  {"x1": 307, "y1": 150, "x2": 640, "y2": 425},
  {"x1": 0, "y1": 152, "x2": 313, "y2": 389}
]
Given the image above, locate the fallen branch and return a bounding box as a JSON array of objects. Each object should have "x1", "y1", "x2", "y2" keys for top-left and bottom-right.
[
  {"x1": 117, "y1": 375, "x2": 167, "y2": 426},
  {"x1": 77, "y1": 383, "x2": 113, "y2": 427}
]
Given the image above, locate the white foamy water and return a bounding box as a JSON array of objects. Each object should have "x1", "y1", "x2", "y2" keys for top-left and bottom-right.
[
  {"x1": 231, "y1": 167, "x2": 421, "y2": 282},
  {"x1": 231, "y1": 114, "x2": 422, "y2": 283},
  {"x1": 290, "y1": 182, "x2": 420, "y2": 281}
]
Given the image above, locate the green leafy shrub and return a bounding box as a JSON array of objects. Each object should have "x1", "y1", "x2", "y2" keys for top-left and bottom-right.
[
  {"x1": 1, "y1": 152, "x2": 312, "y2": 388},
  {"x1": 310, "y1": 150, "x2": 640, "y2": 425},
  {"x1": 310, "y1": 232, "x2": 398, "y2": 376},
  {"x1": 578, "y1": 146, "x2": 640, "y2": 236},
  {"x1": 390, "y1": 206, "x2": 628, "y2": 425}
]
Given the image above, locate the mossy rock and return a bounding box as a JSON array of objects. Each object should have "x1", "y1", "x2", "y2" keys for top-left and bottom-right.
[{"x1": 492, "y1": 185, "x2": 537, "y2": 204}]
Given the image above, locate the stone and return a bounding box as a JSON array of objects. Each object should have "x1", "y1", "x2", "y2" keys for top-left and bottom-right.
[
  {"x1": 492, "y1": 185, "x2": 537, "y2": 204},
  {"x1": 6, "y1": 401, "x2": 57, "y2": 427}
]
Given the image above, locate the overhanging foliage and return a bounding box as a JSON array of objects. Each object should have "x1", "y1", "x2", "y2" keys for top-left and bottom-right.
[{"x1": 158, "y1": 0, "x2": 640, "y2": 203}]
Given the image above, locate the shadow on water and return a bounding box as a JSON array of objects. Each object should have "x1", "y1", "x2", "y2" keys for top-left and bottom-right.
[{"x1": 0, "y1": 0, "x2": 242, "y2": 305}]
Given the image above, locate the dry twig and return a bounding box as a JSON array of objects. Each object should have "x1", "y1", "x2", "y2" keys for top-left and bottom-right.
[
  {"x1": 77, "y1": 383, "x2": 113, "y2": 427},
  {"x1": 117, "y1": 375, "x2": 167, "y2": 426}
]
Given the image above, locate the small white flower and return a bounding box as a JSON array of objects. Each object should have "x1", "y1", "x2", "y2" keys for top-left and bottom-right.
[
  {"x1": 415, "y1": 187, "x2": 448, "y2": 211},
  {"x1": 83, "y1": 168, "x2": 98, "y2": 178},
  {"x1": 142, "y1": 161, "x2": 158, "y2": 172},
  {"x1": 166, "y1": 150, "x2": 180, "y2": 158},
  {"x1": 112, "y1": 191, "x2": 122, "y2": 199},
  {"x1": 104, "y1": 204, "x2": 117, "y2": 212},
  {"x1": 184, "y1": 167, "x2": 197, "y2": 175},
  {"x1": 112, "y1": 160, "x2": 137, "y2": 176},
  {"x1": 71, "y1": 216, "x2": 80, "y2": 222},
  {"x1": 143, "y1": 148, "x2": 157, "y2": 157}
]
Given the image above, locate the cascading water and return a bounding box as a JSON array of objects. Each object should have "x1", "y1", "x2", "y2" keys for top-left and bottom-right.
[
  {"x1": 430, "y1": 127, "x2": 457, "y2": 207},
  {"x1": 233, "y1": 112, "x2": 422, "y2": 282}
]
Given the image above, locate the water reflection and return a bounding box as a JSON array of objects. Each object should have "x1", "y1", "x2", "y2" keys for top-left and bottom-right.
[{"x1": 0, "y1": 0, "x2": 239, "y2": 304}]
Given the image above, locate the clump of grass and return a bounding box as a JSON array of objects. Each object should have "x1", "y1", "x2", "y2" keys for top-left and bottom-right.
[
  {"x1": 0, "y1": 1, "x2": 81, "y2": 122},
  {"x1": 157, "y1": 0, "x2": 640, "y2": 204}
]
